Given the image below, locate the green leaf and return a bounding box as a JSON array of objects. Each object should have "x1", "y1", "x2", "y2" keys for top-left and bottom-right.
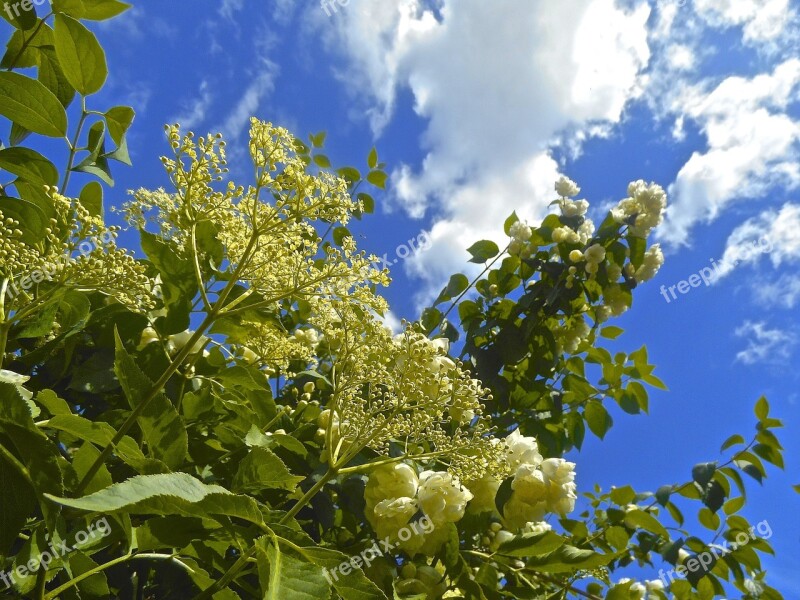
[
  {"x1": 623, "y1": 508, "x2": 669, "y2": 539},
  {"x1": 81, "y1": 0, "x2": 131, "y2": 20},
  {"x1": 79, "y1": 181, "x2": 104, "y2": 217},
  {"x1": 503, "y1": 211, "x2": 519, "y2": 236},
  {"x1": 627, "y1": 235, "x2": 646, "y2": 269},
  {"x1": 0, "y1": 454, "x2": 37, "y2": 557},
  {"x1": 287, "y1": 545, "x2": 388, "y2": 600},
  {"x1": 0, "y1": 196, "x2": 48, "y2": 245},
  {"x1": 337, "y1": 166, "x2": 361, "y2": 183},
  {"x1": 313, "y1": 154, "x2": 331, "y2": 168},
  {"x1": 692, "y1": 462, "x2": 716, "y2": 488},
  {"x1": 0, "y1": 147, "x2": 58, "y2": 186},
  {"x1": 232, "y1": 447, "x2": 304, "y2": 493},
  {"x1": 0, "y1": 0, "x2": 37, "y2": 29},
  {"x1": 366, "y1": 170, "x2": 387, "y2": 189},
  {"x1": 435, "y1": 273, "x2": 469, "y2": 305},
  {"x1": 467, "y1": 240, "x2": 500, "y2": 263},
  {"x1": 0, "y1": 72, "x2": 68, "y2": 137},
  {"x1": 367, "y1": 147, "x2": 378, "y2": 169},
  {"x1": 103, "y1": 105, "x2": 134, "y2": 145},
  {"x1": 721, "y1": 434, "x2": 745, "y2": 452},
  {"x1": 495, "y1": 531, "x2": 565, "y2": 557},
  {"x1": 114, "y1": 330, "x2": 188, "y2": 469},
  {"x1": 600, "y1": 326, "x2": 624, "y2": 339},
  {"x1": 53, "y1": 0, "x2": 87, "y2": 17},
  {"x1": 258, "y1": 537, "x2": 331, "y2": 600},
  {"x1": 47, "y1": 473, "x2": 265, "y2": 525},
  {"x1": 54, "y1": 13, "x2": 108, "y2": 95},
  {"x1": 584, "y1": 401, "x2": 612, "y2": 440},
  {"x1": 37, "y1": 46, "x2": 76, "y2": 107},
  {"x1": 755, "y1": 396, "x2": 769, "y2": 420}
]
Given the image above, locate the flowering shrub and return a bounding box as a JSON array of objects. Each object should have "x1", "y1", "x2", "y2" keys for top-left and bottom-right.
[{"x1": 0, "y1": 5, "x2": 791, "y2": 599}]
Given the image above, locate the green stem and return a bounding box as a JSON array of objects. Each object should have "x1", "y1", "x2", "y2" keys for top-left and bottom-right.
[
  {"x1": 5, "y1": 12, "x2": 52, "y2": 72},
  {"x1": 0, "y1": 321, "x2": 10, "y2": 369},
  {"x1": 0, "y1": 442, "x2": 33, "y2": 488},
  {"x1": 61, "y1": 96, "x2": 88, "y2": 195},
  {"x1": 192, "y1": 468, "x2": 339, "y2": 600},
  {"x1": 74, "y1": 312, "x2": 217, "y2": 495},
  {"x1": 434, "y1": 242, "x2": 511, "y2": 336},
  {"x1": 44, "y1": 553, "x2": 188, "y2": 599}
]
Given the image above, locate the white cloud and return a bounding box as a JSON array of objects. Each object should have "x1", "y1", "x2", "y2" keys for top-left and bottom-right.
[
  {"x1": 753, "y1": 273, "x2": 800, "y2": 308},
  {"x1": 693, "y1": 0, "x2": 794, "y2": 45},
  {"x1": 660, "y1": 59, "x2": 800, "y2": 246},
  {"x1": 220, "y1": 0, "x2": 245, "y2": 20},
  {"x1": 170, "y1": 81, "x2": 213, "y2": 130},
  {"x1": 325, "y1": 0, "x2": 651, "y2": 303},
  {"x1": 716, "y1": 203, "x2": 800, "y2": 278},
  {"x1": 734, "y1": 320, "x2": 796, "y2": 365}
]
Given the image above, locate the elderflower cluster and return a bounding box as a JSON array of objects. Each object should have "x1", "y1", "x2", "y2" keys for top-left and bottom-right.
[
  {"x1": 610, "y1": 180, "x2": 667, "y2": 237},
  {"x1": 1, "y1": 187, "x2": 153, "y2": 314},
  {"x1": 364, "y1": 463, "x2": 473, "y2": 555}
]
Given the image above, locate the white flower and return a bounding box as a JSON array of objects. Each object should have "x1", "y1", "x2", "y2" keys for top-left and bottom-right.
[
  {"x1": 552, "y1": 227, "x2": 579, "y2": 244},
  {"x1": 505, "y1": 429, "x2": 543, "y2": 470},
  {"x1": 293, "y1": 328, "x2": 320, "y2": 348},
  {"x1": 492, "y1": 529, "x2": 515, "y2": 549},
  {"x1": 522, "y1": 520, "x2": 552, "y2": 535},
  {"x1": 607, "y1": 263, "x2": 622, "y2": 281},
  {"x1": 634, "y1": 244, "x2": 664, "y2": 283},
  {"x1": 610, "y1": 181, "x2": 667, "y2": 237},
  {"x1": 503, "y1": 464, "x2": 548, "y2": 529},
  {"x1": 603, "y1": 284, "x2": 629, "y2": 317},
  {"x1": 577, "y1": 218, "x2": 595, "y2": 244},
  {"x1": 417, "y1": 471, "x2": 473, "y2": 526},
  {"x1": 584, "y1": 243, "x2": 606, "y2": 264},
  {"x1": 509, "y1": 221, "x2": 532, "y2": 242},
  {"x1": 365, "y1": 463, "x2": 419, "y2": 538},
  {"x1": 540, "y1": 458, "x2": 577, "y2": 515},
  {"x1": 560, "y1": 198, "x2": 589, "y2": 217},
  {"x1": 167, "y1": 330, "x2": 209, "y2": 356},
  {"x1": 555, "y1": 176, "x2": 580, "y2": 198},
  {"x1": 568, "y1": 249, "x2": 584, "y2": 262},
  {"x1": 508, "y1": 239, "x2": 524, "y2": 256},
  {"x1": 466, "y1": 475, "x2": 502, "y2": 514},
  {"x1": 138, "y1": 326, "x2": 159, "y2": 348}
]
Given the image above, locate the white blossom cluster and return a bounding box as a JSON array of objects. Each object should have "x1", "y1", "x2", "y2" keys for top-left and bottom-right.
[
  {"x1": 618, "y1": 578, "x2": 665, "y2": 599},
  {"x1": 610, "y1": 180, "x2": 667, "y2": 238},
  {"x1": 364, "y1": 463, "x2": 473, "y2": 555}
]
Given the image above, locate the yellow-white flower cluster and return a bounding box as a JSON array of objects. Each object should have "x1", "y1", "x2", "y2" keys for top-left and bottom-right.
[
  {"x1": 1, "y1": 187, "x2": 153, "y2": 314},
  {"x1": 618, "y1": 578, "x2": 665, "y2": 599},
  {"x1": 364, "y1": 462, "x2": 473, "y2": 555},
  {"x1": 610, "y1": 180, "x2": 667, "y2": 238},
  {"x1": 466, "y1": 429, "x2": 577, "y2": 533}
]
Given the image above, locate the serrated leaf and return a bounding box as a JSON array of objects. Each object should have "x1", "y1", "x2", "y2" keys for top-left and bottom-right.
[
  {"x1": 0, "y1": 72, "x2": 67, "y2": 137},
  {"x1": 233, "y1": 447, "x2": 304, "y2": 493},
  {"x1": 258, "y1": 537, "x2": 331, "y2": 600},
  {"x1": 496, "y1": 530, "x2": 565, "y2": 557},
  {"x1": 47, "y1": 473, "x2": 264, "y2": 525},
  {"x1": 54, "y1": 13, "x2": 108, "y2": 95},
  {"x1": 114, "y1": 330, "x2": 187, "y2": 468}
]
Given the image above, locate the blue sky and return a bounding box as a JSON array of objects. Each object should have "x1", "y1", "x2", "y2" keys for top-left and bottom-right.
[{"x1": 14, "y1": 0, "x2": 800, "y2": 594}]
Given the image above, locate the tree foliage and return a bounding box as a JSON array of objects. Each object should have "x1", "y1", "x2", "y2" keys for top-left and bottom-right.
[{"x1": 0, "y1": 4, "x2": 792, "y2": 599}]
